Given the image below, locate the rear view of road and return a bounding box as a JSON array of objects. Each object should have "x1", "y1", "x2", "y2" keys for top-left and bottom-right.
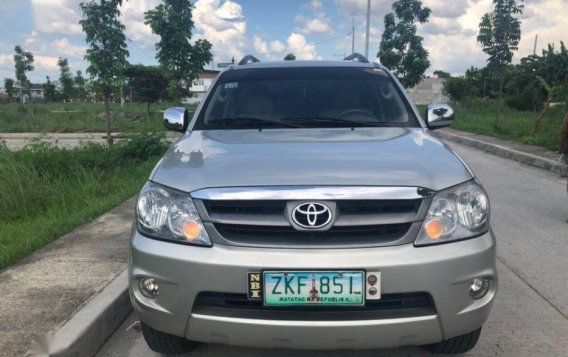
[{"x1": 96, "y1": 141, "x2": 568, "y2": 357}]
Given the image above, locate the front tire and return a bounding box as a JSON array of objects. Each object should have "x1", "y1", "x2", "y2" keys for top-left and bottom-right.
[
  {"x1": 141, "y1": 321, "x2": 199, "y2": 355},
  {"x1": 422, "y1": 327, "x2": 482, "y2": 354}
]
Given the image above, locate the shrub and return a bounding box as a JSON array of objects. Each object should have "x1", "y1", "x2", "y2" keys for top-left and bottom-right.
[
  {"x1": 443, "y1": 77, "x2": 478, "y2": 102},
  {"x1": 0, "y1": 133, "x2": 168, "y2": 222}
]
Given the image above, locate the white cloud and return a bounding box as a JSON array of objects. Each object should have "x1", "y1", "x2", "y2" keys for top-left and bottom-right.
[
  {"x1": 287, "y1": 32, "x2": 318, "y2": 60},
  {"x1": 120, "y1": 0, "x2": 161, "y2": 49},
  {"x1": 270, "y1": 40, "x2": 286, "y2": 53},
  {"x1": 31, "y1": 0, "x2": 82, "y2": 35},
  {"x1": 422, "y1": 17, "x2": 463, "y2": 36},
  {"x1": 34, "y1": 55, "x2": 59, "y2": 72},
  {"x1": 52, "y1": 38, "x2": 86, "y2": 59},
  {"x1": 0, "y1": 54, "x2": 13, "y2": 68},
  {"x1": 295, "y1": 1, "x2": 332, "y2": 35},
  {"x1": 424, "y1": 0, "x2": 470, "y2": 18},
  {"x1": 309, "y1": 0, "x2": 324, "y2": 11},
  {"x1": 193, "y1": 0, "x2": 247, "y2": 60},
  {"x1": 334, "y1": 0, "x2": 391, "y2": 20},
  {"x1": 253, "y1": 35, "x2": 269, "y2": 55},
  {"x1": 302, "y1": 17, "x2": 332, "y2": 34}
]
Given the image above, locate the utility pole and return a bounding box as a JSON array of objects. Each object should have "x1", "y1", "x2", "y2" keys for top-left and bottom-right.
[
  {"x1": 351, "y1": 16, "x2": 355, "y2": 54},
  {"x1": 365, "y1": 0, "x2": 371, "y2": 58},
  {"x1": 533, "y1": 34, "x2": 538, "y2": 55}
]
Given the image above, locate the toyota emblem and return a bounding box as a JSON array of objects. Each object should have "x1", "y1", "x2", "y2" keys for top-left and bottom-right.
[{"x1": 291, "y1": 202, "x2": 333, "y2": 229}]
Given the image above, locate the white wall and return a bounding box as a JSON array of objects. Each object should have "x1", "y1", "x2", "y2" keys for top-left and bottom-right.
[{"x1": 407, "y1": 78, "x2": 449, "y2": 105}]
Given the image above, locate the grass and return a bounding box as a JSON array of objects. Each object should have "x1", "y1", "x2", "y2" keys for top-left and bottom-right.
[
  {"x1": 0, "y1": 133, "x2": 169, "y2": 270},
  {"x1": 0, "y1": 101, "x2": 184, "y2": 133},
  {"x1": 426, "y1": 99, "x2": 566, "y2": 152}
]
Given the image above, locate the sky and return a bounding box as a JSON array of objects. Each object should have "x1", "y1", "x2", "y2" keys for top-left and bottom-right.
[{"x1": 0, "y1": 0, "x2": 567, "y2": 84}]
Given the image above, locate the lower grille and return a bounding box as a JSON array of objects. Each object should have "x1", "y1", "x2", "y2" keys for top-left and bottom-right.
[{"x1": 192, "y1": 292, "x2": 436, "y2": 321}]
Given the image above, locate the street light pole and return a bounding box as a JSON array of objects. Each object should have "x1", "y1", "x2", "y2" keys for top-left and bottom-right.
[
  {"x1": 365, "y1": 0, "x2": 371, "y2": 58},
  {"x1": 352, "y1": 16, "x2": 355, "y2": 54}
]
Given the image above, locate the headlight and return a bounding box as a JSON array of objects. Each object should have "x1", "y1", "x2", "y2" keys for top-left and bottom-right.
[
  {"x1": 136, "y1": 182, "x2": 212, "y2": 247},
  {"x1": 415, "y1": 180, "x2": 489, "y2": 246}
]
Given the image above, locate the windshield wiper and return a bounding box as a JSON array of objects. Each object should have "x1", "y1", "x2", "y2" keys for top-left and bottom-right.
[
  {"x1": 208, "y1": 116, "x2": 301, "y2": 128},
  {"x1": 281, "y1": 116, "x2": 383, "y2": 128}
]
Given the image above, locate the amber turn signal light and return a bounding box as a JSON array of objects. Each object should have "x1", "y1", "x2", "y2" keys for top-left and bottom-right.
[
  {"x1": 182, "y1": 220, "x2": 201, "y2": 241},
  {"x1": 425, "y1": 219, "x2": 444, "y2": 239}
]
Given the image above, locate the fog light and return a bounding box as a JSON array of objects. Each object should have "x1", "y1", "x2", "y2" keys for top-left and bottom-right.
[
  {"x1": 138, "y1": 278, "x2": 159, "y2": 299},
  {"x1": 469, "y1": 278, "x2": 490, "y2": 300}
]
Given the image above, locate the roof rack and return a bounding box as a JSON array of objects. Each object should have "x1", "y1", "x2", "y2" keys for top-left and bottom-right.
[
  {"x1": 238, "y1": 55, "x2": 260, "y2": 65},
  {"x1": 343, "y1": 53, "x2": 369, "y2": 63}
]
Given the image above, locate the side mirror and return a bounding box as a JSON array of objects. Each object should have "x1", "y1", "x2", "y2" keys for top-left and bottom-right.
[
  {"x1": 426, "y1": 104, "x2": 454, "y2": 130},
  {"x1": 163, "y1": 107, "x2": 189, "y2": 132}
]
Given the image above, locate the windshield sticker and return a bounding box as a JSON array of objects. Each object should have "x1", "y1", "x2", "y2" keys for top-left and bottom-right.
[{"x1": 225, "y1": 82, "x2": 238, "y2": 89}]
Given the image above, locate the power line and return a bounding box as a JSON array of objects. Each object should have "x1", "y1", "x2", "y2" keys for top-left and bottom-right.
[{"x1": 310, "y1": 31, "x2": 352, "y2": 46}]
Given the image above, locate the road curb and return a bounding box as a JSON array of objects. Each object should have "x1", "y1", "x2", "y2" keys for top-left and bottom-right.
[
  {"x1": 433, "y1": 130, "x2": 568, "y2": 176},
  {"x1": 28, "y1": 270, "x2": 131, "y2": 357}
]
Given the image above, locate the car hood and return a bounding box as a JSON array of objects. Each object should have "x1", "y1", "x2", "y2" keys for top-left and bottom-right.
[{"x1": 151, "y1": 128, "x2": 473, "y2": 193}]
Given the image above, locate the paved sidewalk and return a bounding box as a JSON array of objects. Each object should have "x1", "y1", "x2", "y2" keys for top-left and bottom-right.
[
  {"x1": 0, "y1": 132, "x2": 180, "y2": 150},
  {"x1": 434, "y1": 128, "x2": 567, "y2": 176},
  {"x1": 0, "y1": 197, "x2": 136, "y2": 357}
]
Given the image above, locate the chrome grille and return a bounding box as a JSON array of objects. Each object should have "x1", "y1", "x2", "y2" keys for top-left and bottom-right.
[{"x1": 192, "y1": 186, "x2": 431, "y2": 248}]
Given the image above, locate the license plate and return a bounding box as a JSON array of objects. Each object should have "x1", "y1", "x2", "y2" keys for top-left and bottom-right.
[{"x1": 263, "y1": 271, "x2": 365, "y2": 306}]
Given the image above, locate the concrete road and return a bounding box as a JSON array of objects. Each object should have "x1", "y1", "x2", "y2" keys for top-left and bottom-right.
[{"x1": 96, "y1": 141, "x2": 568, "y2": 357}]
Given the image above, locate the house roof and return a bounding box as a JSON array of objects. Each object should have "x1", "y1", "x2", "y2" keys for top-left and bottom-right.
[{"x1": 198, "y1": 70, "x2": 220, "y2": 79}]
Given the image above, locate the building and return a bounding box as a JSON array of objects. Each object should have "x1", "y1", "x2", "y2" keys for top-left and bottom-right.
[
  {"x1": 30, "y1": 83, "x2": 45, "y2": 100},
  {"x1": 406, "y1": 78, "x2": 449, "y2": 105},
  {"x1": 185, "y1": 70, "x2": 220, "y2": 105}
]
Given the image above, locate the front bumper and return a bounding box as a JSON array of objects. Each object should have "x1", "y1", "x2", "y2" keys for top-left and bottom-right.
[{"x1": 129, "y1": 230, "x2": 497, "y2": 350}]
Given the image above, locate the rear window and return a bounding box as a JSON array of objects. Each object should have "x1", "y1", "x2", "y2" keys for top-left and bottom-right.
[{"x1": 193, "y1": 66, "x2": 419, "y2": 130}]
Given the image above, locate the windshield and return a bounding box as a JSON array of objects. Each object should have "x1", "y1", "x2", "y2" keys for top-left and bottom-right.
[{"x1": 194, "y1": 66, "x2": 420, "y2": 130}]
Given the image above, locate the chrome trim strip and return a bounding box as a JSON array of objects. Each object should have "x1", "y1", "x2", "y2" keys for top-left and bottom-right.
[
  {"x1": 191, "y1": 186, "x2": 431, "y2": 201},
  {"x1": 190, "y1": 313, "x2": 436, "y2": 327}
]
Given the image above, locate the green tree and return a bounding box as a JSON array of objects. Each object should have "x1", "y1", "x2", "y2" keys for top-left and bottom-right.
[
  {"x1": 58, "y1": 57, "x2": 74, "y2": 100},
  {"x1": 13, "y1": 45, "x2": 34, "y2": 103},
  {"x1": 377, "y1": 0, "x2": 431, "y2": 88},
  {"x1": 124, "y1": 64, "x2": 168, "y2": 114},
  {"x1": 144, "y1": 0, "x2": 213, "y2": 102},
  {"x1": 43, "y1": 76, "x2": 58, "y2": 102},
  {"x1": 477, "y1": 0, "x2": 524, "y2": 130},
  {"x1": 284, "y1": 53, "x2": 296, "y2": 61},
  {"x1": 443, "y1": 77, "x2": 478, "y2": 102},
  {"x1": 80, "y1": 0, "x2": 129, "y2": 145},
  {"x1": 57, "y1": 57, "x2": 73, "y2": 100},
  {"x1": 73, "y1": 70, "x2": 88, "y2": 100},
  {"x1": 3, "y1": 78, "x2": 15, "y2": 103},
  {"x1": 531, "y1": 43, "x2": 568, "y2": 135}
]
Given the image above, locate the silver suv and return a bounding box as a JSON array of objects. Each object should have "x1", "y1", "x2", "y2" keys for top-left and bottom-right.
[{"x1": 130, "y1": 55, "x2": 496, "y2": 355}]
